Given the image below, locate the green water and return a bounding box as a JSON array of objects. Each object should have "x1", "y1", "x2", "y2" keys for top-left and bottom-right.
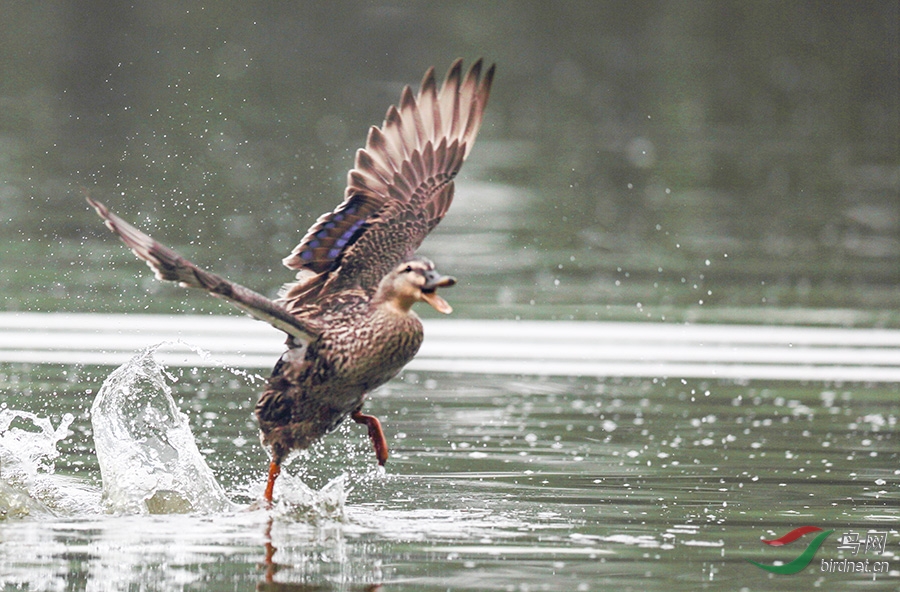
[
  {"x1": 0, "y1": 2, "x2": 898, "y2": 590},
  {"x1": 0, "y1": 356, "x2": 897, "y2": 590},
  {"x1": 1, "y1": 2, "x2": 897, "y2": 324}
]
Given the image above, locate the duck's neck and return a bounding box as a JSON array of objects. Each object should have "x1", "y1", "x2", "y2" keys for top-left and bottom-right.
[
  {"x1": 372, "y1": 287, "x2": 417, "y2": 317},
  {"x1": 382, "y1": 299, "x2": 421, "y2": 319}
]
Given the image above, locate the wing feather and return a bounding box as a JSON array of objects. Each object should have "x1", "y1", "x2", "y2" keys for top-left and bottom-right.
[
  {"x1": 86, "y1": 197, "x2": 318, "y2": 344},
  {"x1": 279, "y1": 59, "x2": 494, "y2": 311}
]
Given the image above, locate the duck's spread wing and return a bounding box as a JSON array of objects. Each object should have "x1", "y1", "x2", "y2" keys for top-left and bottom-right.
[
  {"x1": 279, "y1": 59, "x2": 494, "y2": 309},
  {"x1": 86, "y1": 197, "x2": 319, "y2": 345}
]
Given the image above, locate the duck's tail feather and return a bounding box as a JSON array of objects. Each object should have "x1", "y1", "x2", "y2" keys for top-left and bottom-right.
[{"x1": 86, "y1": 197, "x2": 317, "y2": 344}]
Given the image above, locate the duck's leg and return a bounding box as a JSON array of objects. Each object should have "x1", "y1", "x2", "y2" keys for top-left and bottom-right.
[
  {"x1": 352, "y1": 408, "x2": 388, "y2": 466},
  {"x1": 263, "y1": 461, "x2": 281, "y2": 504}
]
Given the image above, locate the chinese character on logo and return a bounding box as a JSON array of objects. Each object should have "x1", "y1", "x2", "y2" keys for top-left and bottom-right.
[
  {"x1": 865, "y1": 531, "x2": 887, "y2": 555},
  {"x1": 836, "y1": 530, "x2": 888, "y2": 556},
  {"x1": 836, "y1": 532, "x2": 861, "y2": 554}
]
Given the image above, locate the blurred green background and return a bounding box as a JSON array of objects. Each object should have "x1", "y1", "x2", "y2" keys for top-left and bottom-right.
[{"x1": 1, "y1": 1, "x2": 897, "y2": 323}]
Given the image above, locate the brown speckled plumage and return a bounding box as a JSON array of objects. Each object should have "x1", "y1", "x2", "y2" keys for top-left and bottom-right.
[
  {"x1": 256, "y1": 300, "x2": 424, "y2": 462},
  {"x1": 87, "y1": 59, "x2": 494, "y2": 502}
]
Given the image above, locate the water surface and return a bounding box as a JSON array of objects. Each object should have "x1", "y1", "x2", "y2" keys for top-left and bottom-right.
[
  {"x1": 0, "y1": 315, "x2": 897, "y2": 590},
  {"x1": 0, "y1": 4, "x2": 898, "y2": 589}
]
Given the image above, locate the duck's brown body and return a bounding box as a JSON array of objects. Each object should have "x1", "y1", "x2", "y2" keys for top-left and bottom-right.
[
  {"x1": 88, "y1": 59, "x2": 493, "y2": 503},
  {"x1": 256, "y1": 297, "x2": 424, "y2": 464}
]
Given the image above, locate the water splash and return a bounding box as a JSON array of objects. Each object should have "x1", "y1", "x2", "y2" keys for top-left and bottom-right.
[
  {"x1": 0, "y1": 409, "x2": 89, "y2": 517},
  {"x1": 0, "y1": 340, "x2": 358, "y2": 520},
  {"x1": 0, "y1": 409, "x2": 71, "y2": 477},
  {"x1": 273, "y1": 471, "x2": 348, "y2": 523},
  {"x1": 91, "y1": 345, "x2": 235, "y2": 514},
  {"x1": 286, "y1": 419, "x2": 387, "y2": 491}
]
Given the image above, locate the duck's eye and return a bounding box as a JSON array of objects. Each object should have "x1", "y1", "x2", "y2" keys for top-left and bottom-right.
[{"x1": 403, "y1": 265, "x2": 413, "y2": 273}]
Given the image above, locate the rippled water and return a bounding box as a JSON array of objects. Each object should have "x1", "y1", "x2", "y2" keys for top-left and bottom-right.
[
  {"x1": 2, "y1": 4, "x2": 896, "y2": 588},
  {"x1": 0, "y1": 314, "x2": 898, "y2": 590}
]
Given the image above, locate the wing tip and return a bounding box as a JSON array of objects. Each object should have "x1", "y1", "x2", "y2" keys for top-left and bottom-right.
[{"x1": 355, "y1": 58, "x2": 496, "y2": 188}]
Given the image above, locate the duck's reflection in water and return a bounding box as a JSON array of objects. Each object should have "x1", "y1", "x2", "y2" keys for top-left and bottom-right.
[{"x1": 259, "y1": 516, "x2": 384, "y2": 592}]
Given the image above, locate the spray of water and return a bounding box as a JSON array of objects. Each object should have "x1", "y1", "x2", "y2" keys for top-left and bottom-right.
[
  {"x1": 0, "y1": 342, "x2": 352, "y2": 519},
  {"x1": 272, "y1": 471, "x2": 348, "y2": 523},
  {"x1": 0, "y1": 409, "x2": 90, "y2": 517},
  {"x1": 90, "y1": 345, "x2": 236, "y2": 514},
  {"x1": 90, "y1": 343, "x2": 351, "y2": 518}
]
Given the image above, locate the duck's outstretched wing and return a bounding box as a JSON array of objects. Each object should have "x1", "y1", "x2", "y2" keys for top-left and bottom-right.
[
  {"x1": 279, "y1": 59, "x2": 494, "y2": 310},
  {"x1": 86, "y1": 197, "x2": 318, "y2": 344}
]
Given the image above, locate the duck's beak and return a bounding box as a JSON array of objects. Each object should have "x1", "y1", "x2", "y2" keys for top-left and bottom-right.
[{"x1": 421, "y1": 271, "x2": 456, "y2": 314}]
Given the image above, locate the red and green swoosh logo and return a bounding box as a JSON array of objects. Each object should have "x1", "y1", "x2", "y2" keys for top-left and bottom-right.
[{"x1": 748, "y1": 526, "x2": 833, "y2": 574}]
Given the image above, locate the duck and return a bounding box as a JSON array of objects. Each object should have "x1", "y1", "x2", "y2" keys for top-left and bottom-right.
[{"x1": 87, "y1": 59, "x2": 494, "y2": 504}]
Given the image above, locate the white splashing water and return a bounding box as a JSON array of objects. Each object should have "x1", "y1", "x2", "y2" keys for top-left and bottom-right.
[
  {"x1": 0, "y1": 409, "x2": 98, "y2": 517},
  {"x1": 0, "y1": 342, "x2": 349, "y2": 519},
  {"x1": 273, "y1": 471, "x2": 348, "y2": 523},
  {"x1": 90, "y1": 345, "x2": 235, "y2": 514}
]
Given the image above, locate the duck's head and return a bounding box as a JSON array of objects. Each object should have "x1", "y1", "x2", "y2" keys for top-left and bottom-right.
[{"x1": 378, "y1": 258, "x2": 456, "y2": 314}]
